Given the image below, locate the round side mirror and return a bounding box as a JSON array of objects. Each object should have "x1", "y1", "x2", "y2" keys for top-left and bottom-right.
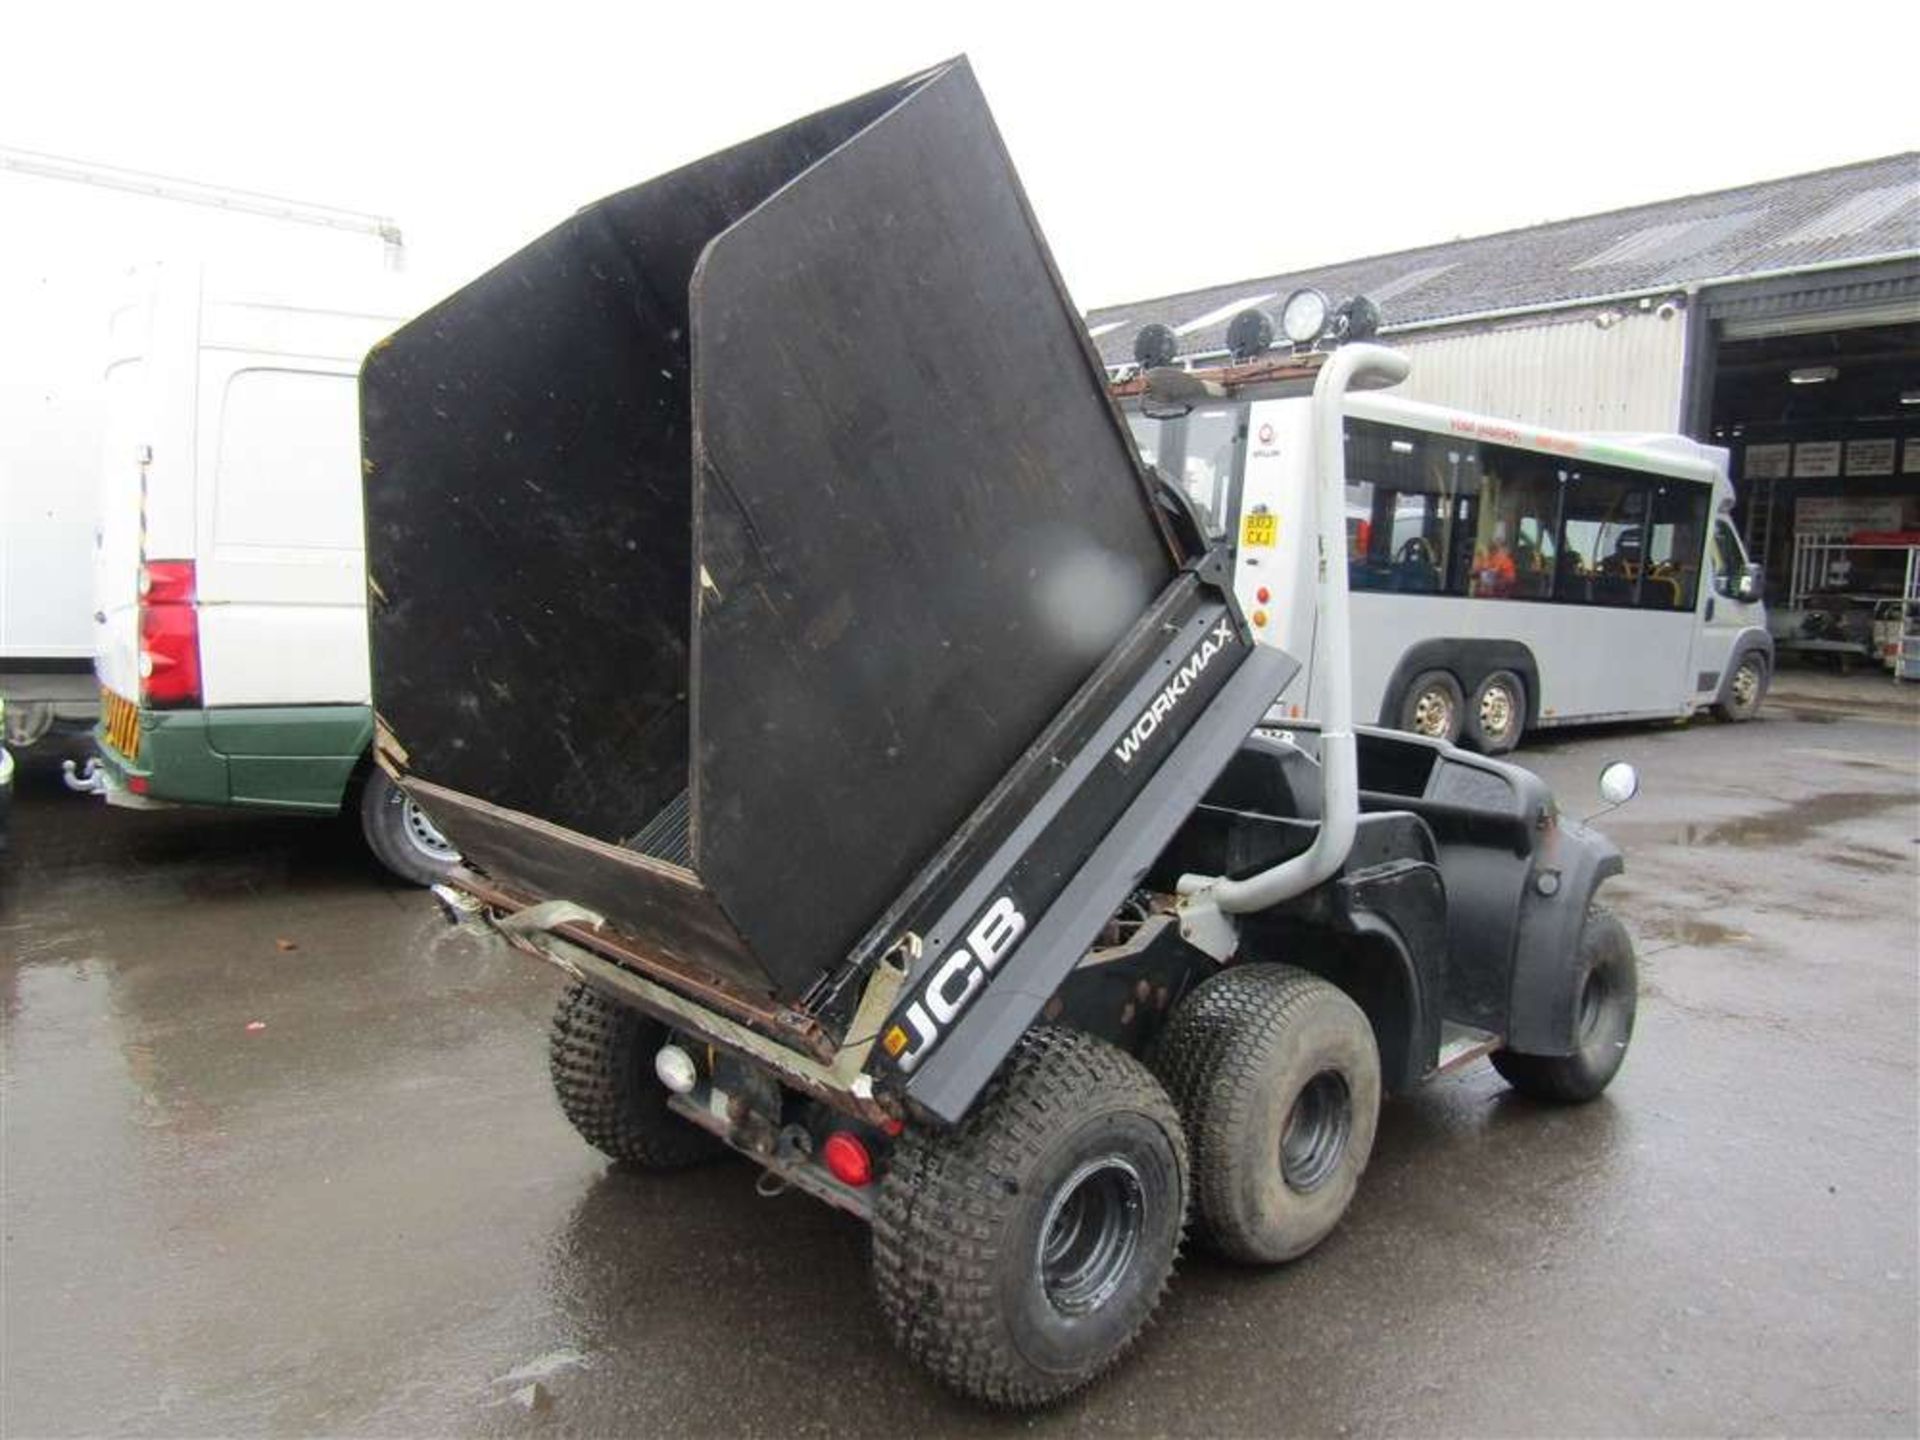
[{"x1": 1597, "y1": 761, "x2": 1639, "y2": 806}]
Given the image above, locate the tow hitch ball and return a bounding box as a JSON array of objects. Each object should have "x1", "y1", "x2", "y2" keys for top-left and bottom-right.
[{"x1": 61, "y1": 758, "x2": 106, "y2": 795}]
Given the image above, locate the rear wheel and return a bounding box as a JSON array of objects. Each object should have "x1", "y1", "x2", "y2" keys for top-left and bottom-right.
[
  {"x1": 358, "y1": 767, "x2": 460, "y2": 886},
  {"x1": 872, "y1": 1028, "x2": 1186, "y2": 1408},
  {"x1": 1398, "y1": 669, "x2": 1464, "y2": 745},
  {"x1": 1491, "y1": 907, "x2": 1637, "y2": 1103},
  {"x1": 1466, "y1": 670, "x2": 1526, "y2": 754},
  {"x1": 1150, "y1": 964, "x2": 1381, "y2": 1263},
  {"x1": 549, "y1": 983, "x2": 720, "y2": 1167},
  {"x1": 1714, "y1": 651, "x2": 1767, "y2": 721}
]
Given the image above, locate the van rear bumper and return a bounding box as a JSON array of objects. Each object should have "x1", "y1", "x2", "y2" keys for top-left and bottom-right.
[{"x1": 91, "y1": 703, "x2": 373, "y2": 812}]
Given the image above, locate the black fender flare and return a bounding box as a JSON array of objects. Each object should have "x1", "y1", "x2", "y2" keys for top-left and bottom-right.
[
  {"x1": 1504, "y1": 816, "x2": 1625, "y2": 1055},
  {"x1": 1379, "y1": 638, "x2": 1542, "y2": 731}
]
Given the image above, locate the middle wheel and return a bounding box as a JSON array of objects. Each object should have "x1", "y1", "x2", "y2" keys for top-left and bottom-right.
[{"x1": 1150, "y1": 964, "x2": 1381, "y2": 1264}]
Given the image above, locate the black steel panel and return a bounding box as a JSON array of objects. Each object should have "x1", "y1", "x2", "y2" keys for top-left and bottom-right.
[
  {"x1": 363, "y1": 58, "x2": 1189, "y2": 1007},
  {"x1": 408, "y1": 780, "x2": 771, "y2": 994},
  {"x1": 900, "y1": 644, "x2": 1299, "y2": 1124},
  {"x1": 688, "y1": 63, "x2": 1174, "y2": 992},
  {"x1": 362, "y1": 72, "x2": 927, "y2": 844}
]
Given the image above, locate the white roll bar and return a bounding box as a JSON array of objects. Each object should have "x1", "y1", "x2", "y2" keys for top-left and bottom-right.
[{"x1": 1180, "y1": 342, "x2": 1411, "y2": 921}]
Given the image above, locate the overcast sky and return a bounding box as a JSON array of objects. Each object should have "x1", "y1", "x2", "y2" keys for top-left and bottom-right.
[{"x1": 4, "y1": 0, "x2": 1915, "y2": 310}]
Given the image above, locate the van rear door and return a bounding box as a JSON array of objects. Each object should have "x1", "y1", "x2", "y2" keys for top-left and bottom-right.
[{"x1": 190, "y1": 297, "x2": 391, "y2": 709}]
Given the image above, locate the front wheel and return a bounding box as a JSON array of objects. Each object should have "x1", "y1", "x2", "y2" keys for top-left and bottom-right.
[
  {"x1": 1714, "y1": 651, "x2": 1767, "y2": 721},
  {"x1": 872, "y1": 1028, "x2": 1187, "y2": 1409},
  {"x1": 1491, "y1": 907, "x2": 1637, "y2": 1103},
  {"x1": 358, "y1": 767, "x2": 460, "y2": 886}
]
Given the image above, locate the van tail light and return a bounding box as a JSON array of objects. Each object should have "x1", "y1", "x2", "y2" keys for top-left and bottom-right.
[{"x1": 138, "y1": 559, "x2": 201, "y2": 707}]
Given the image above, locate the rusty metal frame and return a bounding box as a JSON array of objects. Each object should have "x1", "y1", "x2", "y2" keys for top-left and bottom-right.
[
  {"x1": 451, "y1": 868, "x2": 897, "y2": 1128},
  {"x1": 453, "y1": 867, "x2": 833, "y2": 1059}
]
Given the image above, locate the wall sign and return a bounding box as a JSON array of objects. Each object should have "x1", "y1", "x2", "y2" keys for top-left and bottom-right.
[
  {"x1": 1794, "y1": 496, "x2": 1905, "y2": 534},
  {"x1": 1792, "y1": 441, "x2": 1842, "y2": 478},
  {"x1": 1743, "y1": 443, "x2": 1790, "y2": 480},
  {"x1": 1845, "y1": 438, "x2": 1896, "y2": 476}
]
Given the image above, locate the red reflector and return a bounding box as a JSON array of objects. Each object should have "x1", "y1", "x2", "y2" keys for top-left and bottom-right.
[
  {"x1": 128, "y1": 775, "x2": 149, "y2": 795},
  {"x1": 821, "y1": 1131, "x2": 873, "y2": 1188},
  {"x1": 1256, "y1": 586, "x2": 1271, "y2": 604},
  {"x1": 138, "y1": 560, "x2": 201, "y2": 708}
]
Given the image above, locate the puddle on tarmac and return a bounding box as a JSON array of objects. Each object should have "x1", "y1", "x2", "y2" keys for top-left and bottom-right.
[
  {"x1": 1627, "y1": 790, "x2": 1917, "y2": 849},
  {"x1": 1827, "y1": 847, "x2": 1909, "y2": 875},
  {"x1": 1649, "y1": 915, "x2": 1751, "y2": 947}
]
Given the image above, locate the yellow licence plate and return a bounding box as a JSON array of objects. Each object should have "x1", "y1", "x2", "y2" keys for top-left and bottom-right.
[
  {"x1": 1242, "y1": 512, "x2": 1278, "y2": 548},
  {"x1": 102, "y1": 687, "x2": 141, "y2": 763}
]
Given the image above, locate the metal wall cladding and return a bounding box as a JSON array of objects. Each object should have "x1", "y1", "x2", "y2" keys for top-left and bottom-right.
[{"x1": 1390, "y1": 309, "x2": 1686, "y2": 433}]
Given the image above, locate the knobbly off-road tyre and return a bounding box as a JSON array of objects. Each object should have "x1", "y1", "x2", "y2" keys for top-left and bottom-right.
[
  {"x1": 1149, "y1": 963, "x2": 1381, "y2": 1264},
  {"x1": 548, "y1": 983, "x2": 719, "y2": 1168},
  {"x1": 1491, "y1": 906, "x2": 1637, "y2": 1103},
  {"x1": 872, "y1": 1027, "x2": 1187, "y2": 1409}
]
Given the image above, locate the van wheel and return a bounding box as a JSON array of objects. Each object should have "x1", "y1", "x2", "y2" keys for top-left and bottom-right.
[
  {"x1": 1150, "y1": 965, "x2": 1380, "y2": 1263},
  {"x1": 549, "y1": 983, "x2": 720, "y2": 1168},
  {"x1": 872, "y1": 1028, "x2": 1186, "y2": 1408},
  {"x1": 1714, "y1": 652, "x2": 1767, "y2": 721},
  {"x1": 1492, "y1": 907, "x2": 1637, "y2": 1103},
  {"x1": 1398, "y1": 670, "x2": 1464, "y2": 744},
  {"x1": 358, "y1": 768, "x2": 460, "y2": 886},
  {"x1": 1466, "y1": 670, "x2": 1526, "y2": 754}
]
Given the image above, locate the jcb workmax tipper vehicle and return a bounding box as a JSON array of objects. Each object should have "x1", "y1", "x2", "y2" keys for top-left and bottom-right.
[{"x1": 362, "y1": 60, "x2": 1641, "y2": 1408}]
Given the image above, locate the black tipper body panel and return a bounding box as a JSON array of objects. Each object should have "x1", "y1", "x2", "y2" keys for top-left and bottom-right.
[{"x1": 360, "y1": 60, "x2": 1222, "y2": 1004}]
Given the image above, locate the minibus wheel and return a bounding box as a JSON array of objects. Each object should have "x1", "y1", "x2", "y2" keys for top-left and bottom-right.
[
  {"x1": 1398, "y1": 670, "x2": 1464, "y2": 744},
  {"x1": 1466, "y1": 670, "x2": 1526, "y2": 754},
  {"x1": 1714, "y1": 652, "x2": 1767, "y2": 721}
]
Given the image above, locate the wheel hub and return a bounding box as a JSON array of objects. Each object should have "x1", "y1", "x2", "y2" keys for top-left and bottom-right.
[
  {"x1": 1038, "y1": 1155, "x2": 1145, "y2": 1316},
  {"x1": 1412, "y1": 690, "x2": 1453, "y2": 738},
  {"x1": 1280, "y1": 1071, "x2": 1352, "y2": 1193},
  {"x1": 1576, "y1": 969, "x2": 1605, "y2": 1044},
  {"x1": 402, "y1": 796, "x2": 459, "y2": 862},
  {"x1": 1479, "y1": 686, "x2": 1514, "y2": 737},
  {"x1": 1731, "y1": 661, "x2": 1759, "y2": 708}
]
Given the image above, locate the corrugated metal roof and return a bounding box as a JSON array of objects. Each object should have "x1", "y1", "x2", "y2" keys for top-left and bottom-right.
[
  {"x1": 1087, "y1": 152, "x2": 1919, "y2": 366},
  {"x1": 1772, "y1": 184, "x2": 1916, "y2": 245}
]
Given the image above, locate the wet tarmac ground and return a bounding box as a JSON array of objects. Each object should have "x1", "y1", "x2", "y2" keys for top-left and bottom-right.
[{"x1": 4, "y1": 709, "x2": 1916, "y2": 1437}]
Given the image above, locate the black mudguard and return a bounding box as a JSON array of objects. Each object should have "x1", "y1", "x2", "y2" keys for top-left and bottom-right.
[{"x1": 1503, "y1": 816, "x2": 1624, "y2": 1056}]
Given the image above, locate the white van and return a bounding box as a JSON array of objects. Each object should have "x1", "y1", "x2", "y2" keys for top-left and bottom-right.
[
  {"x1": 1, "y1": 145, "x2": 403, "y2": 755},
  {"x1": 79, "y1": 263, "x2": 456, "y2": 884}
]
